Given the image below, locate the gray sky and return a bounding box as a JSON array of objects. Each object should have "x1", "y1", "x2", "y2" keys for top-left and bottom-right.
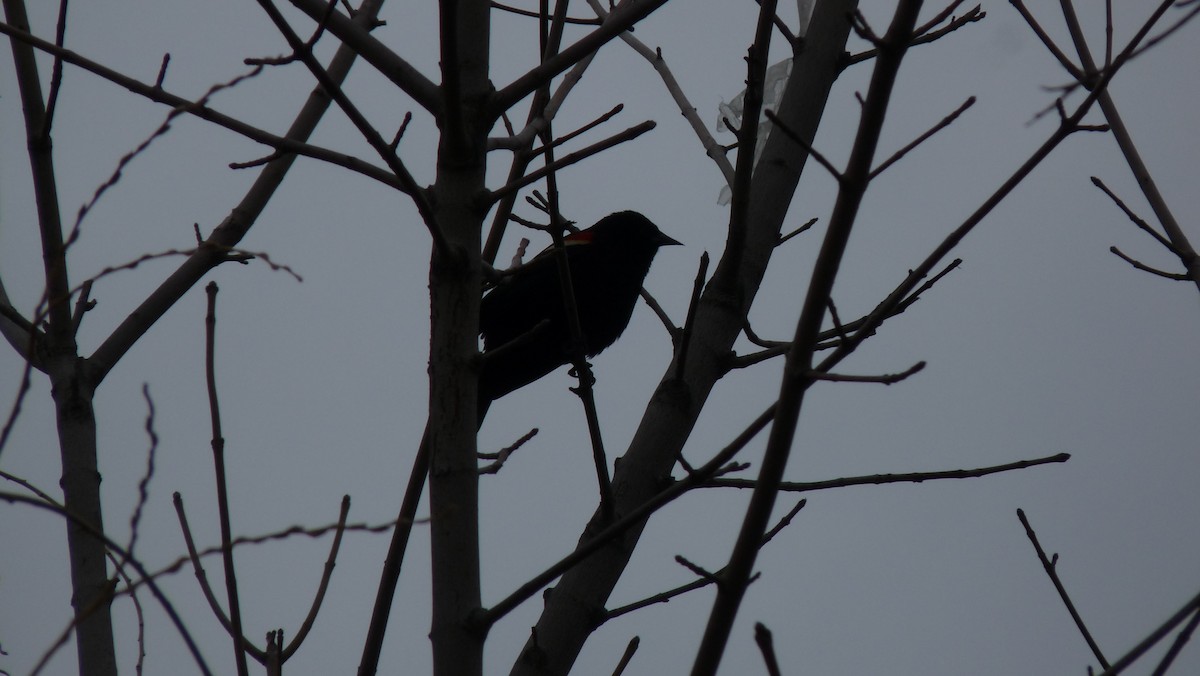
[{"x1": 3, "y1": 1, "x2": 1200, "y2": 674}]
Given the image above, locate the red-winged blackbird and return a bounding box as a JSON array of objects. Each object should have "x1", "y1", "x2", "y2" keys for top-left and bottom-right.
[{"x1": 478, "y1": 211, "x2": 681, "y2": 415}]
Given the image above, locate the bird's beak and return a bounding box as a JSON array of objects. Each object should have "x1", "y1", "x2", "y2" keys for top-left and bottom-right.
[{"x1": 657, "y1": 232, "x2": 683, "y2": 247}]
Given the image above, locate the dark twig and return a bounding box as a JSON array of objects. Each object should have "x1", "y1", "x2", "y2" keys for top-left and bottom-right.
[
  {"x1": 204, "y1": 283, "x2": 250, "y2": 676},
  {"x1": 724, "y1": 0, "x2": 779, "y2": 282},
  {"x1": 280, "y1": 496, "x2": 351, "y2": 660},
  {"x1": 674, "y1": 253, "x2": 710, "y2": 379},
  {"x1": 70, "y1": 279, "x2": 94, "y2": 335},
  {"x1": 753, "y1": 0, "x2": 798, "y2": 47},
  {"x1": 253, "y1": 0, "x2": 446, "y2": 254},
  {"x1": 173, "y1": 494, "x2": 266, "y2": 662},
  {"x1": 640, "y1": 288, "x2": 677, "y2": 339},
  {"x1": 1109, "y1": 247, "x2": 1189, "y2": 280},
  {"x1": 1009, "y1": 1, "x2": 1085, "y2": 80},
  {"x1": 492, "y1": 1, "x2": 601, "y2": 25},
  {"x1": 154, "y1": 53, "x2": 170, "y2": 88},
  {"x1": 675, "y1": 555, "x2": 720, "y2": 583},
  {"x1": 777, "y1": 217, "x2": 818, "y2": 246},
  {"x1": 123, "y1": 385, "x2": 159, "y2": 564},
  {"x1": 731, "y1": 258, "x2": 961, "y2": 370},
  {"x1": 604, "y1": 501, "x2": 803, "y2": 623},
  {"x1": 479, "y1": 428, "x2": 540, "y2": 474},
  {"x1": 611, "y1": 637, "x2": 640, "y2": 676},
  {"x1": 845, "y1": 4, "x2": 985, "y2": 66},
  {"x1": 765, "y1": 109, "x2": 842, "y2": 180},
  {"x1": 709, "y1": 453, "x2": 1070, "y2": 492},
  {"x1": 489, "y1": 121, "x2": 657, "y2": 202},
  {"x1": 1151, "y1": 606, "x2": 1200, "y2": 676},
  {"x1": 1091, "y1": 176, "x2": 1180, "y2": 255},
  {"x1": 477, "y1": 403, "x2": 779, "y2": 629},
  {"x1": 1, "y1": 491, "x2": 214, "y2": 675},
  {"x1": 1094, "y1": 587, "x2": 1200, "y2": 676},
  {"x1": 870, "y1": 96, "x2": 975, "y2": 179},
  {"x1": 40, "y1": 0, "x2": 70, "y2": 139},
  {"x1": 808, "y1": 360, "x2": 925, "y2": 384},
  {"x1": 1017, "y1": 508, "x2": 1110, "y2": 670},
  {"x1": 754, "y1": 623, "x2": 783, "y2": 676},
  {"x1": 489, "y1": 0, "x2": 672, "y2": 115}
]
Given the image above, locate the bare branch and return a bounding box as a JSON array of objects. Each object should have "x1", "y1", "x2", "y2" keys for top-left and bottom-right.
[
  {"x1": 586, "y1": 0, "x2": 736, "y2": 185},
  {"x1": 846, "y1": 3, "x2": 986, "y2": 66},
  {"x1": 764, "y1": 109, "x2": 842, "y2": 180},
  {"x1": 673, "y1": 253, "x2": 710, "y2": 379},
  {"x1": 492, "y1": 1, "x2": 601, "y2": 25},
  {"x1": 1, "y1": 491, "x2": 215, "y2": 675},
  {"x1": 709, "y1": 452, "x2": 1070, "y2": 493},
  {"x1": 754, "y1": 623, "x2": 783, "y2": 676},
  {"x1": 870, "y1": 96, "x2": 976, "y2": 179},
  {"x1": 478, "y1": 428, "x2": 540, "y2": 474},
  {"x1": 280, "y1": 495, "x2": 351, "y2": 660},
  {"x1": 610, "y1": 636, "x2": 640, "y2": 676},
  {"x1": 173, "y1": 493, "x2": 263, "y2": 660},
  {"x1": 489, "y1": 120, "x2": 656, "y2": 202},
  {"x1": 477, "y1": 403, "x2": 779, "y2": 629},
  {"x1": 0, "y1": 22, "x2": 407, "y2": 191},
  {"x1": 490, "y1": 0, "x2": 673, "y2": 117},
  {"x1": 777, "y1": 217, "x2": 818, "y2": 246},
  {"x1": 286, "y1": 0, "x2": 441, "y2": 113},
  {"x1": 254, "y1": 0, "x2": 446, "y2": 255},
  {"x1": 1009, "y1": 1, "x2": 1086, "y2": 80},
  {"x1": 1016, "y1": 508, "x2": 1111, "y2": 670},
  {"x1": 1090, "y1": 176, "x2": 1179, "y2": 255},
  {"x1": 202, "y1": 283, "x2": 251, "y2": 676},
  {"x1": 1109, "y1": 247, "x2": 1189, "y2": 280},
  {"x1": 807, "y1": 360, "x2": 925, "y2": 384}
]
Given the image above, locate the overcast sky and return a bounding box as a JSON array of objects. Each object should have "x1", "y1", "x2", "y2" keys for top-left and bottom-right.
[{"x1": 3, "y1": 1, "x2": 1200, "y2": 675}]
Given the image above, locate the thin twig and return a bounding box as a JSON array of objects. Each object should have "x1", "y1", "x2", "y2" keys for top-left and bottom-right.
[
  {"x1": 1094, "y1": 588, "x2": 1200, "y2": 676},
  {"x1": 204, "y1": 283, "x2": 251, "y2": 676},
  {"x1": 765, "y1": 109, "x2": 842, "y2": 180},
  {"x1": 807, "y1": 360, "x2": 925, "y2": 384},
  {"x1": 778, "y1": 217, "x2": 818, "y2": 246},
  {"x1": 846, "y1": 4, "x2": 985, "y2": 66},
  {"x1": 1109, "y1": 247, "x2": 1188, "y2": 280},
  {"x1": 489, "y1": 121, "x2": 657, "y2": 202},
  {"x1": 123, "y1": 385, "x2": 159, "y2": 564},
  {"x1": 754, "y1": 623, "x2": 783, "y2": 676},
  {"x1": 611, "y1": 636, "x2": 640, "y2": 676},
  {"x1": 1151, "y1": 606, "x2": 1200, "y2": 676},
  {"x1": 281, "y1": 495, "x2": 351, "y2": 660},
  {"x1": 870, "y1": 96, "x2": 975, "y2": 179},
  {"x1": 172, "y1": 494, "x2": 266, "y2": 662},
  {"x1": 1017, "y1": 508, "x2": 1110, "y2": 670},
  {"x1": 604, "y1": 500, "x2": 804, "y2": 623},
  {"x1": 673, "y1": 253, "x2": 710, "y2": 379},
  {"x1": 253, "y1": 0, "x2": 446, "y2": 254},
  {"x1": 479, "y1": 428, "x2": 540, "y2": 474},
  {"x1": 2, "y1": 491, "x2": 215, "y2": 675},
  {"x1": 708, "y1": 453, "x2": 1070, "y2": 492},
  {"x1": 1090, "y1": 176, "x2": 1180, "y2": 255},
  {"x1": 477, "y1": 403, "x2": 779, "y2": 629}
]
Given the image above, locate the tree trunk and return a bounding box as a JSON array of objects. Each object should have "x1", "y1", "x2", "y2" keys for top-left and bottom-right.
[{"x1": 510, "y1": 2, "x2": 859, "y2": 673}]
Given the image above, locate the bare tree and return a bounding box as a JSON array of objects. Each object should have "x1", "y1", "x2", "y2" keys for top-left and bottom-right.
[{"x1": 1, "y1": 1, "x2": 1198, "y2": 675}]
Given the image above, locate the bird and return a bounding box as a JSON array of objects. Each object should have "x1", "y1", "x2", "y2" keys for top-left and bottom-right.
[{"x1": 478, "y1": 210, "x2": 681, "y2": 419}]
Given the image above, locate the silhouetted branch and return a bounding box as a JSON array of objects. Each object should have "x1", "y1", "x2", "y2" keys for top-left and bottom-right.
[
  {"x1": 754, "y1": 623, "x2": 783, "y2": 676},
  {"x1": 281, "y1": 495, "x2": 351, "y2": 660},
  {"x1": 1017, "y1": 508, "x2": 1110, "y2": 670},
  {"x1": 709, "y1": 453, "x2": 1070, "y2": 492},
  {"x1": 870, "y1": 96, "x2": 975, "y2": 178},
  {"x1": 808, "y1": 360, "x2": 925, "y2": 384}
]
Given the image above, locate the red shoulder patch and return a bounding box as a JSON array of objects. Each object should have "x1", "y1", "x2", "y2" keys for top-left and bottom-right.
[{"x1": 564, "y1": 229, "x2": 594, "y2": 245}]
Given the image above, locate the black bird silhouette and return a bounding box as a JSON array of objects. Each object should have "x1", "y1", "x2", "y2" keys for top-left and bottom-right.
[{"x1": 478, "y1": 210, "x2": 680, "y2": 419}]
